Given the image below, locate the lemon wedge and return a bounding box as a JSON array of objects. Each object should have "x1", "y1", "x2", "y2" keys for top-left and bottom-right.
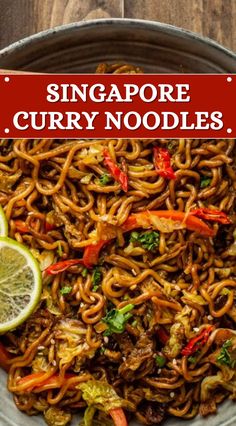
[{"x1": 0, "y1": 237, "x2": 42, "y2": 333}]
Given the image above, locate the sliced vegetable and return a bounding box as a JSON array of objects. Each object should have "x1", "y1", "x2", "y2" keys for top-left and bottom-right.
[
  {"x1": 122, "y1": 210, "x2": 215, "y2": 237},
  {"x1": 99, "y1": 174, "x2": 111, "y2": 186},
  {"x1": 155, "y1": 354, "x2": 166, "y2": 367},
  {"x1": 130, "y1": 231, "x2": 159, "y2": 251},
  {"x1": 181, "y1": 326, "x2": 214, "y2": 356},
  {"x1": 109, "y1": 408, "x2": 128, "y2": 426},
  {"x1": 17, "y1": 372, "x2": 75, "y2": 392},
  {"x1": 103, "y1": 149, "x2": 128, "y2": 192},
  {"x1": 217, "y1": 339, "x2": 235, "y2": 368},
  {"x1": 190, "y1": 208, "x2": 231, "y2": 224},
  {"x1": 103, "y1": 304, "x2": 134, "y2": 336},
  {"x1": 45, "y1": 259, "x2": 84, "y2": 275},
  {"x1": 82, "y1": 268, "x2": 88, "y2": 278},
  {"x1": 153, "y1": 147, "x2": 176, "y2": 180},
  {"x1": 78, "y1": 379, "x2": 131, "y2": 415},
  {"x1": 60, "y1": 286, "x2": 72, "y2": 295},
  {"x1": 44, "y1": 221, "x2": 56, "y2": 232},
  {"x1": 83, "y1": 240, "x2": 108, "y2": 268},
  {"x1": 188, "y1": 355, "x2": 197, "y2": 364},
  {"x1": 92, "y1": 267, "x2": 102, "y2": 291},
  {"x1": 200, "y1": 176, "x2": 211, "y2": 188},
  {"x1": 14, "y1": 220, "x2": 29, "y2": 233},
  {"x1": 0, "y1": 341, "x2": 11, "y2": 372}
]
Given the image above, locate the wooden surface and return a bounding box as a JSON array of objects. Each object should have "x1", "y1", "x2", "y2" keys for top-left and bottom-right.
[{"x1": 0, "y1": 0, "x2": 235, "y2": 52}]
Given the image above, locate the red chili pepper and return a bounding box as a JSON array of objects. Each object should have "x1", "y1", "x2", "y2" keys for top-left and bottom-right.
[
  {"x1": 181, "y1": 326, "x2": 214, "y2": 356},
  {"x1": 0, "y1": 342, "x2": 11, "y2": 372},
  {"x1": 14, "y1": 220, "x2": 29, "y2": 233},
  {"x1": 157, "y1": 327, "x2": 169, "y2": 345},
  {"x1": 190, "y1": 208, "x2": 231, "y2": 225},
  {"x1": 153, "y1": 147, "x2": 176, "y2": 180},
  {"x1": 103, "y1": 149, "x2": 128, "y2": 192},
  {"x1": 83, "y1": 240, "x2": 108, "y2": 268},
  {"x1": 45, "y1": 259, "x2": 84, "y2": 275}
]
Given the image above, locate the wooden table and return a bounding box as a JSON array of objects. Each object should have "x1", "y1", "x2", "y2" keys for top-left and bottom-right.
[{"x1": 0, "y1": 0, "x2": 235, "y2": 52}]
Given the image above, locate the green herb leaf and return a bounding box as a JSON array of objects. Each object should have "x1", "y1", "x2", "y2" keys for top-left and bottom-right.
[
  {"x1": 130, "y1": 231, "x2": 160, "y2": 251},
  {"x1": 155, "y1": 355, "x2": 166, "y2": 367},
  {"x1": 92, "y1": 267, "x2": 102, "y2": 291},
  {"x1": 217, "y1": 339, "x2": 235, "y2": 368},
  {"x1": 188, "y1": 356, "x2": 197, "y2": 364},
  {"x1": 100, "y1": 347, "x2": 105, "y2": 355},
  {"x1": 82, "y1": 267, "x2": 88, "y2": 278},
  {"x1": 103, "y1": 304, "x2": 134, "y2": 336},
  {"x1": 200, "y1": 176, "x2": 211, "y2": 188},
  {"x1": 60, "y1": 286, "x2": 72, "y2": 295},
  {"x1": 99, "y1": 174, "x2": 111, "y2": 186}
]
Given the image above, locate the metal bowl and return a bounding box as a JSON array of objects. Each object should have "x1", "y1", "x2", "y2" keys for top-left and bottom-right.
[
  {"x1": 0, "y1": 18, "x2": 236, "y2": 73},
  {"x1": 0, "y1": 17, "x2": 235, "y2": 426}
]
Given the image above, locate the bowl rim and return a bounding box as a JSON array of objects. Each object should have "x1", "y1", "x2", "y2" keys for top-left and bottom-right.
[{"x1": 0, "y1": 18, "x2": 235, "y2": 62}]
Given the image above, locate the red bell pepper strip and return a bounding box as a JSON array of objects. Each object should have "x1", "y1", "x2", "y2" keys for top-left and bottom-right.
[
  {"x1": 153, "y1": 147, "x2": 176, "y2": 180},
  {"x1": 45, "y1": 241, "x2": 109, "y2": 273},
  {"x1": 44, "y1": 221, "x2": 55, "y2": 232},
  {"x1": 17, "y1": 372, "x2": 76, "y2": 392},
  {"x1": 109, "y1": 408, "x2": 128, "y2": 426},
  {"x1": 103, "y1": 149, "x2": 128, "y2": 192},
  {"x1": 45, "y1": 259, "x2": 84, "y2": 275},
  {"x1": 181, "y1": 326, "x2": 214, "y2": 356},
  {"x1": 0, "y1": 342, "x2": 11, "y2": 372},
  {"x1": 190, "y1": 208, "x2": 231, "y2": 225},
  {"x1": 157, "y1": 327, "x2": 169, "y2": 345},
  {"x1": 82, "y1": 240, "x2": 108, "y2": 268},
  {"x1": 122, "y1": 210, "x2": 215, "y2": 237},
  {"x1": 15, "y1": 219, "x2": 55, "y2": 233},
  {"x1": 14, "y1": 220, "x2": 29, "y2": 233}
]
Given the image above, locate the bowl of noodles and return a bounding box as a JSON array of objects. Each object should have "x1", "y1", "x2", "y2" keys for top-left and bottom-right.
[{"x1": 0, "y1": 18, "x2": 236, "y2": 426}]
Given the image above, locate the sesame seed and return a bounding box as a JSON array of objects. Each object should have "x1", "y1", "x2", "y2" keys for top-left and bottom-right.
[
  {"x1": 170, "y1": 392, "x2": 175, "y2": 398},
  {"x1": 193, "y1": 327, "x2": 200, "y2": 332},
  {"x1": 52, "y1": 360, "x2": 57, "y2": 366},
  {"x1": 157, "y1": 368, "x2": 162, "y2": 374},
  {"x1": 50, "y1": 339, "x2": 55, "y2": 345},
  {"x1": 207, "y1": 315, "x2": 213, "y2": 321},
  {"x1": 38, "y1": 346, "x2": 45, "y2": 350},
  {"x1": 175, "y1": 285, "x2": 181, "y2": 291},
  {"x1": 90, "y1": 296, "x2": 95, "y2": 302},
  {"x1": 132, "y1": 269, "x2": 137, "y2": 276},
  {"x1": 122, "y1": 356, "x2": 126, "y2": 361},
  {"x1": 80, "y1": 303, "x2": 84, "y2": 308},
  {"x1": 104, "y1": 336, "x2": 109, "y2": 344},
  {"x1": 172, "y1": 358, "x2": 177, "y2": 365}
]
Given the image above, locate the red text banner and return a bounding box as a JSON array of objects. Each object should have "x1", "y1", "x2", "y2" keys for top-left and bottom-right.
[{"x1": 0, "y1": 73, "x2": 234, "y2": 138}]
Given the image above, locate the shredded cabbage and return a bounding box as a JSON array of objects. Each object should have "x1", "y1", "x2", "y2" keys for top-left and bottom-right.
[
  {"x1": 78, "y1": 379, "x2": 133, "y2": 412},
  {"x1": 55, "y1": 319, "x2": 97, "y2": 369},
  {"x1": 44, "y1": 407, "x2": 71, "y2": 426},
  {"x1": 182, "y1": 291, "x2": 207, "y2": 306},
  {"x1": 163, "y1": 323, "x2": 185, "y2": 358}
]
